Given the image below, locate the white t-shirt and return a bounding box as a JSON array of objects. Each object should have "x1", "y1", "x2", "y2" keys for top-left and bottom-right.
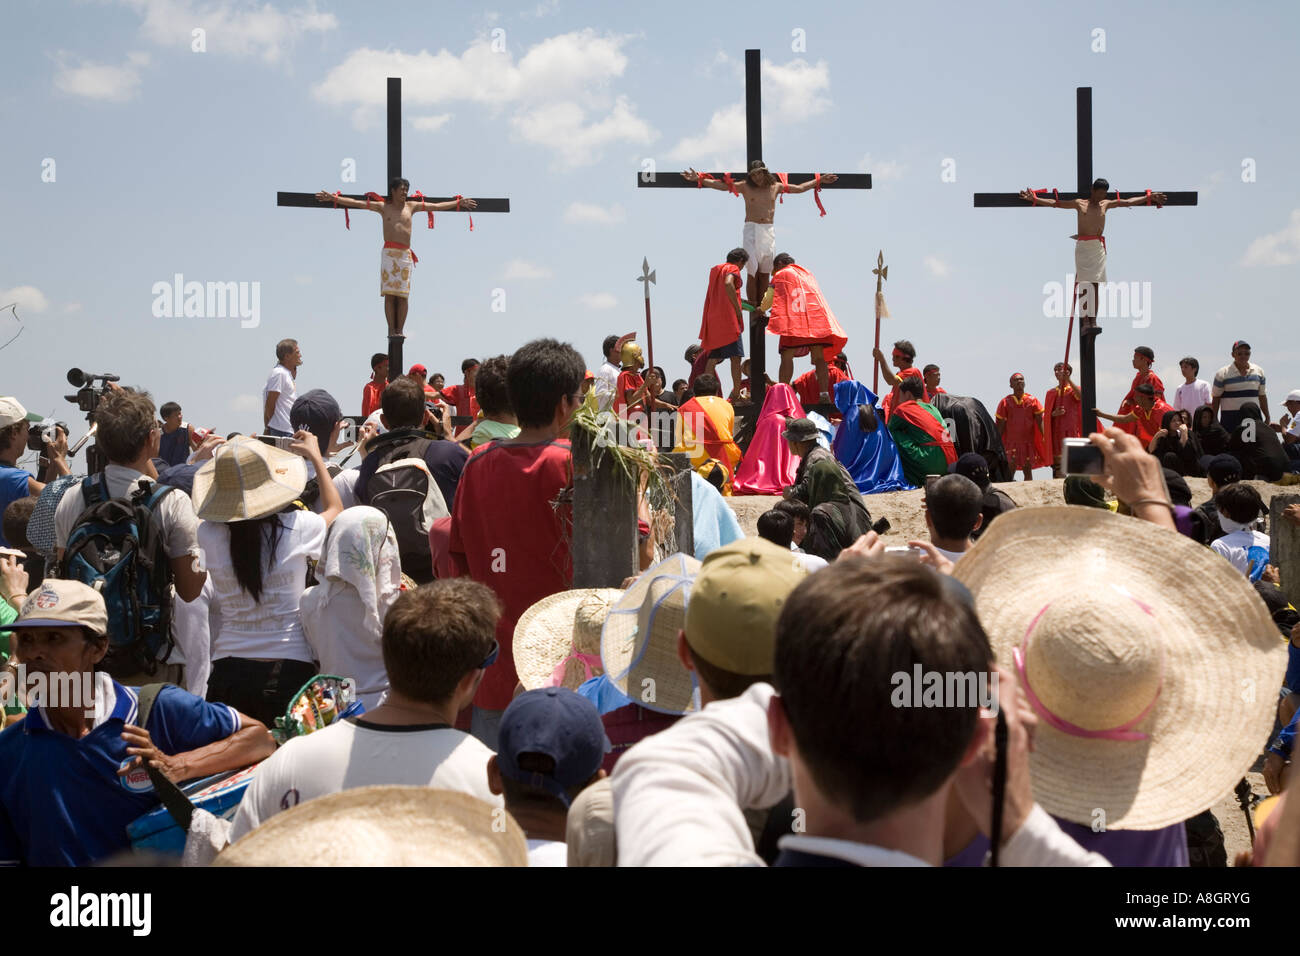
[
  {"x1": 1173, "y1": 380, "x2": 1212, "y2": 413},
  {"x1": 1209, "y1": 528, "x2": 1270, "y2": 579},
  {"x1": 933, "y1": 545, "x2": 968, "y2": 564},
  {"x1": 172, "y1": 576, "x2": 218, "y2": 697},
  {"x1": 594, "y1": 361, "x2": 620, "y2": 413},
  {"x1": 1286, "y1": 417, "x2": 1300, "y2": 439},
  {"x1": 526, "y1": 839, "x2": 569, "y2": 867},
  {"x1": 54, "y1": 465, "x2": 201, "y2": 561},
  {"x1": 198, "y1": 509, "x2": 327, "y2": 662},
  {"x1": 226, "y1": 717, "x2": 501, "y2": 843},
  {"x1": 333, "y1": 468, "x2": 361, "y2": 510},
  {"x1": 263, "y1": 365, "x2": 297, "y2": 433}
]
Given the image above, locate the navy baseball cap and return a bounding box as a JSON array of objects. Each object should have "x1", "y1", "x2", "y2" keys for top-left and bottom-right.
[
  {"x1": 290, "y1": 389, "x2": 341, "y2": 457},
  {"x1": 1201, "y1": 454, "x2": 1242, "y2": 486},
  {"x1": 496, "y1": 688, "x2": 610, "y2": 807},
  {"x1": 950, "y1": 452, "x2": 991, "y2": 490}
]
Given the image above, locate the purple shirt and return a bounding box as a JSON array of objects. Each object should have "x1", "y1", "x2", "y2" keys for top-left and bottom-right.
[{"x1": 946, "y1": 818, "x2": 1188, "y2": 867}]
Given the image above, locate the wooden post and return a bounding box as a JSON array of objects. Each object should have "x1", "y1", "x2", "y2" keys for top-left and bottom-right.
[
  {"x1": 571, "y1": 426, "x2": 639, "y2": 587},
  {"x1": 1270, "y1": 494, "x2": 1300, "y2": 609},
  {"x1": 664, "y1": 452, "x2": 695, "y2": 557}
]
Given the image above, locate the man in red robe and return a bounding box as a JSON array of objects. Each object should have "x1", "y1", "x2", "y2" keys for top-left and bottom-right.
[
  {"x1": 1095, "y1": 383, "x2": 1174, "y2": 446},
  {"x1": 698, "y1": 249, "x2": 747, "y2": 402},
  {"x1": 1043, "y1": 361, "x2": 1083, "y2": 477},
  {"x1": 873, "y1": 340, "x2": 928, "y2": 421},
  {"x1": 923, "y1": 364, "x2": 946, "y2": 396},
  {"x1": 996, "y1": 372, "x2": 1049, "y2": 481},
  {"x1": 673, "y1": 372, "x2": 743, "y2": 493},
  {"x1": 766, "y1": 253, "x2": 849, "y2": 404},
  {"x1": 1115, "y1": 346, "x2": 1165, "y2": 437}
]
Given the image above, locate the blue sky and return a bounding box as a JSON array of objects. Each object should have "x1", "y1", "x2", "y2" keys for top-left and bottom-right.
[{"x1": 2, "y1": 0, "x2": 1297, "y2": 474}]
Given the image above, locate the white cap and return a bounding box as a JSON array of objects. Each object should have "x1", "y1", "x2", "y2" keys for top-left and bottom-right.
[
  {"x1": 0, "y1": 397, "x2": 28, "y2": 430},
  {"x1": 1286, "y1": 389, "x2": 1300, "y2": 404}
]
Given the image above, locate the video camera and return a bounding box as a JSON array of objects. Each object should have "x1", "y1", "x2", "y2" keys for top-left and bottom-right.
[
  {"x1": 26, "y1": 418, "x2": 69, "y2": 453},
  {"x1": 64, "y1": 367, "x2": 120, "y2": 417}
]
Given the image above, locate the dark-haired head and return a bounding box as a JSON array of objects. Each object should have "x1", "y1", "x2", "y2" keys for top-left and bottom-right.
[
  {"x1": 726, "y1": 247, "x2": 749, "y2": 266},
  {"x1": 507, "y1": 339, "x2": 585, "y2": 429},
  {"x1": 692, "y1": 372, "x2": 722, "y2": 398}
]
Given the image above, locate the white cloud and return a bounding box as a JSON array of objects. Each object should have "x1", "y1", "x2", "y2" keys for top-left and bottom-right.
[
  {"x1": 64, "y1": 302, "x2": 83, "y2": 313},
  {"x1": 667, "y1": 56, "x2": 830, "y2": 166},
  {"x1": 122, "y1": 0, "x2": 337, "y2": 63},
  {"x1": 503, "y1": 259, "x2": 552, "y2": 280},
  {"x1": 923, "y1": 256, "x2": 950, "y2": 278},
  {"x1": 521, "y1": 0, "x2": 559, "y2": 18},
  {"x1": 563, "y1": 201, "x2": 625, "y2": 225},
  {"x1": 859, "y1": 153, "x2": 905, "y2": 181},
  {"x1": 412, "y1": 113, "x2": 453, "y2": 132},
  {"x1": 52, "y1": 51, "x2": 150, "y2": 102},
  {"x1": 229, "y1": 393, "x2": 261, "y2": 413},
  {"x1": 314, "y1": 31, "x2": 653, "y2": 165},
  {"x1": 1242, "y1": 209, "x2": 1300, "y2": 267},
  {"x1": 0, "y1": 286, "x2": 50, "y2": 314},
  {"x1": 578, "y1": 292, "x2": 617, "y2": 309}
]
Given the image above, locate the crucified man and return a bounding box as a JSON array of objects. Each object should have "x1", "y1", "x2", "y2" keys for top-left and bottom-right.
[
  {"x1": 682, "y1": 161, "x2": 837, "y2": 310},
  {"x1": 1018, "y1": 178, "x2": 1166, "y2": 337},
  {"x1": 316, "y1": 177, "x2": 478, "y2": 338}
]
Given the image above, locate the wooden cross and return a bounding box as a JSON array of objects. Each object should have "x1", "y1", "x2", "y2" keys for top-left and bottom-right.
[
  {"x1": 973, "y1": 87, "x2": 1197, "y2": 434},
  {"x1": 276, "y1": 77, "x2": 511, "y2": 385},
  {"x1": 636, "y1": 49, "x2": 872, "y2": 415}
]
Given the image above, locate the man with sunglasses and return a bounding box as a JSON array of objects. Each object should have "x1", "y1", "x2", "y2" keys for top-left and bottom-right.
[{"x1": 227, "y1": 579, "x2": 506, "y2": 843}]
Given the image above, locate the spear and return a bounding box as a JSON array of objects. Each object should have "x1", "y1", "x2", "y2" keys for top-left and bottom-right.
[
  {"x1": 636, "y1": 257, "x2": 657, "y2": 371},
  {"x1": 872, "y1": 250, "x2": 889, "y2": 394}
]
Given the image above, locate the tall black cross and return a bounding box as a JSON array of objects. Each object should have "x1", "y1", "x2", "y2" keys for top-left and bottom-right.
[
  {"x1": 973, "y1": 87, "x2": 1197, "y2": 434},
  {"x1": 637, "y1": 49, "x2": 871, "y2": 415},
  {"x1": 277, "y1": 77, "x2": 511, "y2": 384}
]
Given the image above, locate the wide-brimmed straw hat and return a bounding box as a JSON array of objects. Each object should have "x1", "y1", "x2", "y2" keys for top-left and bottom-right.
[
  {"x1": 954, "y1": 507, "x2": 1285, "y2": 830},
  {"x1": 601, "y1": 553, "x2": 702, "y2": 715},
  {"x1": 191, "y1": 436, "x2": 308, "y2": 522},
  {"x1": 514, "y1": 588, "x2": 623, "y2": 691},
  {"x1": 215, "y1": 787, "x2": 527, "y2": 866}
]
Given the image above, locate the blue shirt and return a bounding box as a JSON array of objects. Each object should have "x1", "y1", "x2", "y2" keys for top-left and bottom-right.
[
  {"x1": 0, "y1": 677, "x2": 239, "y2": 866},
  {"x1": 0, "y1": 465, "x2": 31, "y2": 548}
]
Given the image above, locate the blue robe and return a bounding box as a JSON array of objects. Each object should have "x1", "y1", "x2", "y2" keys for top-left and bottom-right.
[{"x1": 832, "y1": 380, "x2": 913, "y2": 493}]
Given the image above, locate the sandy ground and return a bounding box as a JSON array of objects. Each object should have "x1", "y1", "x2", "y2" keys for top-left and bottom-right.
[{"x1": 726, "y1": 477, "x2": 1294, "y2": 863}]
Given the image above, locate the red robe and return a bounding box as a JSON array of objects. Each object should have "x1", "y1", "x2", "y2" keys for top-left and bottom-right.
[
  {"x1": 880, "y1": 367, "x2": 928, "y2": 421},
  {"x1": 767, "y1": 264, "x2": 848, "y2": 358},
  {"x1": 996, "y1": 392, "x2": 1050, "y2": 469},
  {"x1": 1116, "y1": 369, "x2": 1165, "y2": 437},
  {"x1": 699, "y1": 263, "x2": 744, "y2": 353},
  {"x1": 792, "y1": 364, "x2": 850, "y2": 407},
  {"x1": 1132, "y1": 399, "x2": 1175, "y2": 446},
  {"x1": 1043, "y1": 384, "x2": 1083, "y2": 461},
  {"x1": 614, "y1": 369, "x2": 645, "y2": 418}
]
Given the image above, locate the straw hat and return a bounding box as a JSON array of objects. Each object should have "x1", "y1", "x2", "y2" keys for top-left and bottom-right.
[
  {"x1": 601, "y1": 553, "x2": 702, "y2": 715},
  {"x1": 215, "y1": 787, "x2": 527, "y2": 866},
  {"x1": 191, "y1": 436, "x2": 308, "y2": 522},
  {"x1": 514, "y1": 588, "x2": 623, "y2": 691},
  {"x1": 954, "y1": 507, "x2": 1285, "y2": 830}
]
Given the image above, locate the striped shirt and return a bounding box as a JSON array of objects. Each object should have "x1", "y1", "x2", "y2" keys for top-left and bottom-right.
[{"x1": 1212, "y1": 362, "x2": 1266, "y2": 416}]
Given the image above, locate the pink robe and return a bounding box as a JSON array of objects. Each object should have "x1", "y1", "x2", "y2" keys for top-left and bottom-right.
[{"x1": 732, "y1": 384, "x2": 808, "y2": 495}]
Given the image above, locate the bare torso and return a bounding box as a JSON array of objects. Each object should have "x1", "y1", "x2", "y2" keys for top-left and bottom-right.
[
  {"x1": 1074, "y1": 198, "x2": 1110, "y2": 237},
  {"x1": 740, "y1": 181, "x2": 781, "y2": 223},
  {"x1": 379, "y1": 201, "x2": 415, "y2": 245}
]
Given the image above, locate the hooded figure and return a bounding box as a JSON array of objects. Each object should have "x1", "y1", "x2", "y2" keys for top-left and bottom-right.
[
  {"x1": 830, "y1": 379, "x2": 911, "y2": 493},
  {"x1": 301, "y1": 506, "x2": 403, "y2": 709},
  {"x1": 930, "y1": 392, "x2": 1012, "y2": 483},
  {"x1": 732, "y1": 384, "x2": 806, "y2": 495},
  {"x1": 1229, "y1": 402, "x2": 1287, "y2": 481},
  {"x1": 1150, "y1": 409, "x2": 1198, "y2": 476},
  {"x1": 1191, "y1": 403, "x2": 1232, "y2": 462}
]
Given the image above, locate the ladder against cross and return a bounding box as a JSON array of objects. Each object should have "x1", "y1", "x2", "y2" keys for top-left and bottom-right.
[
  {"x1": 973, "y1": 87, "x2": 1197, "y2": 434},
  {"x1": 276, "y1": 77, "x2": 511, "y2": 385},
  {"x1": 636, "y1": 49, "x2": 871, "y2": 419}
]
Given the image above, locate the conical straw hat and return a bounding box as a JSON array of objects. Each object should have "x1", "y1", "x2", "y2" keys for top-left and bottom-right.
[
  {"x1": 191, "y1": 436, "x2": 308, "y2": 522},
  {"x1": 514, "y1": 589, "x2": 623, "y2": 691}
]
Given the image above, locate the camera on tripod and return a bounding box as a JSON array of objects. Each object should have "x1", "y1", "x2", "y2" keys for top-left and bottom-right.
[
  {"x1": 64, "y1": 367, "x2": 120, "y2": 416},
  {"x1": 26, "y1": 418, "x2": 69, "y2": 453}
]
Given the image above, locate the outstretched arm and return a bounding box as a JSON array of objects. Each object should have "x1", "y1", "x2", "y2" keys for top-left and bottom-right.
[
  {"x1": 411, "y1": 197, "x2": 478, "y2": 212},
  {"x1": 1093, "y1": 408, "x2": 1136, "y2": 424},
  {"x1": 315, "y1": 190, "x2": 382, "y2": 211},
  {"x1": 783, "y1": 173, "x2": 838, "y2": 194},
  {"x1": 1018, "y1": 188, "x2": 1080, "y2": 210},
  {"x1": 680, "y1": 168, "x2": 735, "y2": 191},
  {"x1": 1107, "y1": 191, "x2": 1168, "y2": 209}
]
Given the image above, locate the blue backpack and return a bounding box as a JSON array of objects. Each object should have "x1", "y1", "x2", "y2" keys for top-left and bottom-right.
[{"x1": 61, "y1": 474, "x2": 177, "y2": 677}]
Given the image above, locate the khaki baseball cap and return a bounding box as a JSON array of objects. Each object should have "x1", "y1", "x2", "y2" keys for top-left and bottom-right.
[
  {"x1": 684, "y1": 537, "x2": 810, "y2": 674},
  {"x1": 0, "y1": 397, "x2": 30, "y2": 430},
  {"x1": 9, "y1": 580, "x2": 108, "y2": 635}
]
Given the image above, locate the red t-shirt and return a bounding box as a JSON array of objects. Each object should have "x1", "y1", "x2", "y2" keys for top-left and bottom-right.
[
  {"x1": 441, "y1": 383, "x2": 479, "y2": 419},
  {"x1": 448, "y1": 439, "x2": 573, "y2": 710},
  {"x1": 614, "y1": 370, "x2": 645, "y2": 417},
  {"x1": 362, "y1": 379, "x2": 385, "y2": 418}
]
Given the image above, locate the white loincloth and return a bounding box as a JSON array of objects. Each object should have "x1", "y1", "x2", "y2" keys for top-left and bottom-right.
[
  {"x1": 742, "y1": 221, "x2": 776, "y2": 275},
  {"x1": 1074, "y1": 238, "x2": 1107, "y2": 283},
  {"x1": 380, "y1": 244, "x2": 413, "y2": 298}
]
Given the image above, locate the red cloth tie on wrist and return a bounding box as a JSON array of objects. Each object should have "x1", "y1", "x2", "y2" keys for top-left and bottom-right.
[
  {"x1": 722, "y1": 172, "x2": 738, "y2": 197},
  {"x1": 777, "y1": 171, "x2": 789, "y2": 203},
  {"x1": 332, "y1": 191, "x2": 350, "y2": 230},
  {"x1": 812, "y1": 173, "x2": 826, "y2": 217},
  {"x1": 456, "y1": 195, "x2": 473, "y2": 231},
  {"x1": 411, "y1": 190, "x2": 435, "y2": 229}
]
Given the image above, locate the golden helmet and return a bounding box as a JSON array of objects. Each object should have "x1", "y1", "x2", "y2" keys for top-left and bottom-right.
[{"x1": 620, "y1": 341, "x2": 644, "y2": 368}]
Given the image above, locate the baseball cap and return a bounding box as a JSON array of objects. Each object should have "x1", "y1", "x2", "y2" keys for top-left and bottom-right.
[
  {"x1": 0, "y1": 397, "x2": 31, "y2": 430},
  {"x1": 1202, "y1": 454, "x2": 1243, "y2": 486},
  {"x1": 1285, "y1": 389, "x2": 1300, "y2": 403},
  {"x1": 950, "y1": 452, "x2": 991, "y2": 490},
  {"x1": 1232, "y1": 340, "x2": 1251, "y2": 352},
  {"x1": 409, "y1": 364, "x2": 427, "y2": 376},
  {"x1": 8, "y1": 580, "x2": 108, "y2": 635},
  {"x1": 496, "y1": 688, "x2": 610, "y2": 807},
  {"x1": 781, "y1": 417, "x2": 820, "y2": 443},
  {"x1": 684, "y1": 537, "x2": 810, "y2": 674},
  {"x1": 290, "y1": 389, "x2": 341, "y2": 456}
]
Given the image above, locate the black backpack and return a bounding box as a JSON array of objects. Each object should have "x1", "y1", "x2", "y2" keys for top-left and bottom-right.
[{"x1": 361, "y1": 430, "x2": 447, "y2": 583}]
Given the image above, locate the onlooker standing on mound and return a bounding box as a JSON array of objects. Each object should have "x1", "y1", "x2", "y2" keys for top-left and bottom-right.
[{"x1": 263, "y1": 339, "x2": 302, "y2": 437}]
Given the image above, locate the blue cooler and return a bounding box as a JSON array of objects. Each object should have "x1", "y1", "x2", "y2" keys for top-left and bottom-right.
[{"x1": 127, "y1": 764, "x2": 259, "y2": 856}]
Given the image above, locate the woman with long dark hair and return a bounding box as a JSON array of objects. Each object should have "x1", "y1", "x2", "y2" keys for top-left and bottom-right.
[
  {"x1": 192, "y1": 433, "x2": 343, "y2": 726},
  {"x1": 1147, "y1": 409, "x2": 1198, "y2": 475}
]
